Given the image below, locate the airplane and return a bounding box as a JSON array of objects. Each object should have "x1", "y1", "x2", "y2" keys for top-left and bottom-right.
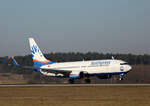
[{"x1": 12, "y1": 38, "x2": 132, "y2": 84}]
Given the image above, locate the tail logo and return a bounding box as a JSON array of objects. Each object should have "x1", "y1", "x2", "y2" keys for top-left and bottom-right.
[{"x1": 31, "y1": 45, "x2": 43, "y2": 57}]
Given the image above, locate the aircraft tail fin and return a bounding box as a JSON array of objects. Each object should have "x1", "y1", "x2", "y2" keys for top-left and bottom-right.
[{"x1": 28, "y1": 38, "x2": 53, "y2": 67}]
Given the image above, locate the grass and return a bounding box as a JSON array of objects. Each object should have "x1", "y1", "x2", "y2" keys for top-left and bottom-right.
[{"x1": 0, "y1": 86, "x2": 150, "y2": 106}]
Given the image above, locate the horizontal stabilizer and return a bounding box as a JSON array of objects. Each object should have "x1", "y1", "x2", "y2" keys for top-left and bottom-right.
[
  {"x1": 11, "y1": 56, "x2": 39, "y2": 69},
  {"x1": 11, "y1": 56, "x2": 19, "y2": 67}
]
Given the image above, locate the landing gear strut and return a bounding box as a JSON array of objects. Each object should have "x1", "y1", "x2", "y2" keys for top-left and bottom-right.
[
  {"x1": 68, "y1": 79, "x2": 75, "y2": 84},
  {"x1": 119, "y1": 77, "x2": 123, "y2": 81},
  {"x1": 85, "y1": 79, "x2": 91, "y2": 83},
  {"x1": 119, "y1": 73, "x2": 124, "y2": 81}
]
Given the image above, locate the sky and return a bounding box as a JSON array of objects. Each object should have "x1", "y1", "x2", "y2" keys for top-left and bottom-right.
[{"x1": 0, "y1": 0, "x2": 150, "y2": 56}]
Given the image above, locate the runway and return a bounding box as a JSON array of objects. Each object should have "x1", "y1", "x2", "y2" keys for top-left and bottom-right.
[{"x1": 0, "y1": 84, "x2": 150, "y2": 87}]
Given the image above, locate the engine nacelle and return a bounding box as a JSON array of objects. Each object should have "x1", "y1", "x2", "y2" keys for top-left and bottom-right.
[
  {"x1": 97, "y1": 75, "x2": 112, "y2": 79},
  {"x1": 69, "y1": 72, "x2": 80, "y2": 79},
  {"x1": 69, "y1": 71, "x2": 89, "y2": 79}
]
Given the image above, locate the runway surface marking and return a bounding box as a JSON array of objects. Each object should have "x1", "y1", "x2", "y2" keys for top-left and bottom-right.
[{"x1": 0, "y1": 84, "x2": 150, "y2": 87}]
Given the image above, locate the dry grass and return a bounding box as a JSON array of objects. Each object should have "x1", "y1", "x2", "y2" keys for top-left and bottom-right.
[
  {"x1": 0, "y1": 74, "x2": 27, "y2": 84},
  {"x1": 0, "y1": 86, "x2": 149, "y2": 106}
]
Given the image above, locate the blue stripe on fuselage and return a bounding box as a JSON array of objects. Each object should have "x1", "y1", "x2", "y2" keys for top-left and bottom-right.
[
  {"x1": 69, "y1": 72, "x2": 129, "y2": 79},
  {"x1": 89, "y1": 72, "x2": 128, "y2": 76}
]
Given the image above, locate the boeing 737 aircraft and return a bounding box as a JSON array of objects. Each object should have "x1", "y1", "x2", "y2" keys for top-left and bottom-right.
[{"x1": 12, "y1": 38, "x2": 132, "y2": 83}]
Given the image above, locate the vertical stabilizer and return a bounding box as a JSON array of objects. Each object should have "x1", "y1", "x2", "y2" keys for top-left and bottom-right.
[{"x1": 29, "y1": 38, "x2": 51, "y2": 66}]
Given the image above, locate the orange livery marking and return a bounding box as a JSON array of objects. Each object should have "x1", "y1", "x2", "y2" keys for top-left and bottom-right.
[{"x1": 33, "y1": 59, "x2": 51, "y2": 63}]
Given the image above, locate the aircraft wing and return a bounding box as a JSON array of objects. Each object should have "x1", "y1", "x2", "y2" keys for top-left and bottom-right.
[{"x1": 41, "y1": 68, "x2": 71, "y2": 76}]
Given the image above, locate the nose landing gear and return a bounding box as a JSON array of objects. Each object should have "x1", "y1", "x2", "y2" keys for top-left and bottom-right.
[{"x1": 119, "y1": 73, "x2": 124, "y2": 80}]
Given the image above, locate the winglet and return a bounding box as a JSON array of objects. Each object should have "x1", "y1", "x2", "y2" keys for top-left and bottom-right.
[{"x1": 11, "y1": 56, "x2": 19, "y2": 67}]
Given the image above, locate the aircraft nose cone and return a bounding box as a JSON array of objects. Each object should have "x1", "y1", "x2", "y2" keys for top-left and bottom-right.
[{"x1": 127, "y1": 65, "x2": 132, "y2": 71}]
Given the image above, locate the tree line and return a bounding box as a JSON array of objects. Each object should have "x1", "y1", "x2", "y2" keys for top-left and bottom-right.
[{"x1": 1, "y1": 52, "x2": 150, "y2": 66}]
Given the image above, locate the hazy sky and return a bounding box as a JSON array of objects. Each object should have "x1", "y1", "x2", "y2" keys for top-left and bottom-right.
[{"x1": 0, "y1": 0, "x2": 150, "y2": 56}]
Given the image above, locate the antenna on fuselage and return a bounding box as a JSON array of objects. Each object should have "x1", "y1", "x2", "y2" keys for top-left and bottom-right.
[{"x1": 112, "y1": 56, "x2": 115, "y2": 60}]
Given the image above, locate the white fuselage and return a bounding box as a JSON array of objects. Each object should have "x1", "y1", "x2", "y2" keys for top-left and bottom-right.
[{"x1": 41, "y1": 59, "x2": 132, "y2": 75}]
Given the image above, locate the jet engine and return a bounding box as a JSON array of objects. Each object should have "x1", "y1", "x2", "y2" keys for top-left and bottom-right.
[{"x1": 69, "y1": 71, "x2": 88, "y2": 79}]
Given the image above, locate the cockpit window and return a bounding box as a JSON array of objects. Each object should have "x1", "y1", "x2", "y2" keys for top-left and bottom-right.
[{"x1": 120, "y1": 63, "x2": 128, "y2": 65}]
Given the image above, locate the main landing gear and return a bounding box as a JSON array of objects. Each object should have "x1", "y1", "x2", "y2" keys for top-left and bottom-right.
[
  {"x1": 68, "y1": 79, "x2": 75, "y2": 84},
  {"x1": 84, "y1": 78, "x2": 91, "y2": 83},
  {"x1": 68, "y1": 78, "x2": 91, "y2": 84}
]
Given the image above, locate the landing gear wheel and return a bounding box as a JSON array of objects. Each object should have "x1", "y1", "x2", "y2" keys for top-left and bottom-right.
[
  {"x1": 119, "y1": 73, "x2": 124, "y2": 81},
  {"x1": 119, "y1": 77, "x2": 123, "y2": 81},
  {"x1": 68, "y1": 79, "x2": 75, "y2": 84},
  {"x1": 85, "y1": 79, "x2": 91, "y2": 84}
]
